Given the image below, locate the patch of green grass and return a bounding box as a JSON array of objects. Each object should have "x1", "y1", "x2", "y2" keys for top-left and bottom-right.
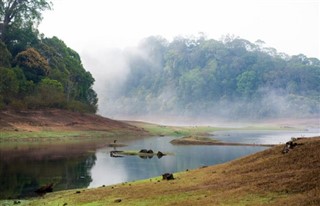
[
  {"x1": 0, "y1": 130, "x2": 120, "y2": 150},
  {"x1": 128, "y1": 121, "x2": 298, "y2": 138},
  {"x1": 0, "y1": 130, "x2": 117, "y2": 141},
  {"x1": 0, "y1": 131, "x2": 78, "y2": 139},
  {"x1": 127, "y1": 121, "x2": 223, "y2": 137},
  {"x1": 0, "y1": 200, "x2": 31, "y2": 206}
]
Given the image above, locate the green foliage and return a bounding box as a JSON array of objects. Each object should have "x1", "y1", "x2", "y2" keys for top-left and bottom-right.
[
  {"x1": 66, "y1": 100, "x2": 96, "y2": 113},
  {"x1": 236, "y1": 71, "x2": 257, "y2": 97},
  {"x1": 4, "y1": 22, "x2": 40, "y2": 56},
  {"x1": 14, "y1": 47, "x2": 50, "y2": 83},
  {"x1": 40, "y1": 77, "x2": 63, "y2": 91},
  {"x1": 0, "y1": 0, "x2": 52, "y2": 44},
  {"x1": 25, "y1": 78, "x2": 66, "y2": 109},
  {"x1": 0, "y1": 67, "x2": 19, "y2": 105},
  {"x1": 12, "y1": 67, "x2": 36, "y2": 98},
  {"x1": 0, "y1": 40, "x2": 11, "y2": 67},
  {"x1": 36, "y1": 37, "x2": 98, "y2": 112},
  {"x1": 0, "y1": 1, "x2": 98, "y2": 113},
  {"x1": 178, "y1": 67, "x2": 205, "y2": 103},
  {"x1": 112, "y1": 36, "x2": 320, "y2": 119},
  {"x1": 0, "y1": 68, "x2": 19, "y2": 94}
]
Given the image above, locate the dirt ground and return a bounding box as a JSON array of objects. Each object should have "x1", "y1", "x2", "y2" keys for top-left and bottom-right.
[{"x1": 0, "y1": 109, "x2": 146, "y2": 134}]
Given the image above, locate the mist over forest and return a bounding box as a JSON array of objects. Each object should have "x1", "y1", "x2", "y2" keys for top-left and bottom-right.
[{"x1": 88, "y1": 35, "x2": 319, "y2": 121}]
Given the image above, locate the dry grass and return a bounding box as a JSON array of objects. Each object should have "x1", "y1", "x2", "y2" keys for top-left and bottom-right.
[
  {"x1": 0, "y1": 109, "x2": 146, "y2": 134},
  {"x1": 18, "y1": 136, "x2": 320, "y2": 206}
]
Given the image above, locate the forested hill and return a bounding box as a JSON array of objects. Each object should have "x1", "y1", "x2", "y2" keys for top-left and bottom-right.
[
  {"x1": 0, "y1": 37, "x2": 98, "y2": 112},
  {"x1": 0, "y1": 1, "x2": 97, "y2": 113},
  {"x1": 105, "y1": 36, "x2": 320, "y2": 119}
]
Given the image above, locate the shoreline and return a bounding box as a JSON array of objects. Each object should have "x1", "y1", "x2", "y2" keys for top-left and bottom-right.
[
  {"x1": 1, "y1": 136, "x2": 318, "y2": 205},
  {"x1": 171, "y1": 140, "x2": 275, "y2": 147},
  {"x1": 170, "y1": 135, "x2": 276, "y2": 147}
]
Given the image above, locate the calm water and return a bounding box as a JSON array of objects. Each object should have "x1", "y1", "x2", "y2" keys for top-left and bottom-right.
[
  {"x1": 0, "y1": 129, "x2": 319, "y2": 199},
  {"x1": 212, "y1": 128, "x2": 320, "y2": 144},
  {"x1": 88, "y1": 136, "x2": 264, "y2": 188}
]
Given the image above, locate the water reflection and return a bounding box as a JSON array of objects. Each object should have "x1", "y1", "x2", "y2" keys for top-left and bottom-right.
[
  {"x1": 89, "y1": 152, "x2": 128, "y2": 187},
  {"x1": 0, "y1": 143, "x2": 96, "y2": 199},
  {"x1": 88, "y1": 137, "x2": 265, "y2": 188},
  {"x1": 2, "y1": 130, "x2": 317, "y2": 199},
  {"x1": 212, "y1": 129, "x2": 320, "y2": 144}
]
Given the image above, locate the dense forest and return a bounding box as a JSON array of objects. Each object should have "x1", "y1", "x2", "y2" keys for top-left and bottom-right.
[
  {"x1": 0, "y1": 0, "x2": 97, "y2": 112},
  {"x1": 1, "y1": 1, "x2": 319, "y2": 118},
  {"x1": 105, "y1": 35, "x2": 320, "y2": 119}
]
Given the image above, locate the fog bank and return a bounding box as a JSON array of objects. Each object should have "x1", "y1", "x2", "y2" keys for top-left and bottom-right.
[{"x1": 81, "y1": 36, "x2": 320, "y2": 123}]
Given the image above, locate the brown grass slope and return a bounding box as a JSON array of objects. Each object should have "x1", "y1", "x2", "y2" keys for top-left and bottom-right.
[
  {"x1": 0, "y1": 109, "x2": 146, "y2": 134},
  {"x1": 27, "y1": 136, "x2": 320, "y2": 206}
]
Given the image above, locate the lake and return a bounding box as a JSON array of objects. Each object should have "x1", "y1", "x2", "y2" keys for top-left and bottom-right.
[
  {"x1": 0, "y1": 129, "x2": 319, "y2": 199},
  {"x1": 212, "y1": 128, "x2": 320, "y2": 144}
]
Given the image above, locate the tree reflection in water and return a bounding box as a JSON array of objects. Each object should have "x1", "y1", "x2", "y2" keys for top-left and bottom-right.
[{"x1": 0, "y1": 143, "x2": 97, "y2": 199}]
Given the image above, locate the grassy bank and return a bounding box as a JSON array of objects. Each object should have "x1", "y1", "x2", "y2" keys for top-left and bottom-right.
[
  {"x1": 0, "y1": 120, "x2": 303, "y2": 147},
  {"x1": 0, "y1": 130, "x2": 126, "y2": 141},
  {"x1": 126, "y1": 120, "x2": 305, "y2": 137},
  {"x1": 3, "y1": 136, "x2": 319, "y2": 206},
  {"x1": 1, "y1": 110, "x2": 306, "y2": 143},
  {"x1": 0, "y1": 121, "x2": 221, "y2": 143},
  {"x1": 125, "y1": 121, "x2": 227, "y2": 137},
  {"x1": 170, "y1": 135, "x2": 275, "y2": 147}
]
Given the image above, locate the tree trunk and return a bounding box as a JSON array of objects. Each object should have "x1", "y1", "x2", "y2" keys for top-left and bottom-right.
[{"x1": 1, "y1": 0, "x2": 18, "y2": 42}]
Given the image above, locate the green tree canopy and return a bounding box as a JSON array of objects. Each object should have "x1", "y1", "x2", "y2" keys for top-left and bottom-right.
[
  {"x1": 0, "y1": 40, "x2": 11, "y2": 67},
  {"x1": 0, "y1": 0, "x2": 52, "y2": 43},
  {"x1": 0, "y1": 1, "x2": 98, "y2": 113},
  {"x1": 107, "y1": 35, "x2": 320, "y2": 119},
  {"x1": 14, "y1": 47, "x2": 49, "y2": 83},
  {"x1": 0, "y1": 67, "x2": 19, "y2": 106},
  {"x1": 236, "y1": 70, "x2": 257, "y2": 97}
]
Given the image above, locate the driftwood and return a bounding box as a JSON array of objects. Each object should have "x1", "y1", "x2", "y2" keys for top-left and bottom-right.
[
  {"x1": 111, "y1": 150, "x2": 169, "y2": 159},
  {"x1": 110, "y1": 151, "x2": 124, "y2": 158},
  {"x1": 35, "y1": 183, "x2": 53, "y2": 194}
]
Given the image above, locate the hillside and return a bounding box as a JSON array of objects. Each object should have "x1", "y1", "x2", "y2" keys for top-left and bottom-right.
[
  {"x1": 1, "y1": 2, "x2": 98, "y2": 113},
  {"x1": 0, "y1": 109, "x2": 146, "y2": 134},
  {"x1": 102, "y1": 36, "x2": 320, "y2": 119},
  {"x1": 19, "y1": 136, "x2": 320, "y2": 206}
]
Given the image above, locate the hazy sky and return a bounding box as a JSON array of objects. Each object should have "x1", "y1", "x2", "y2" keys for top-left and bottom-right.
[
  {"x1": 38, "y1": 0, "x2": 319, "y2": 116},
  {"x1": 39, "y1": 0, "x2": 320, "y2": 59}
]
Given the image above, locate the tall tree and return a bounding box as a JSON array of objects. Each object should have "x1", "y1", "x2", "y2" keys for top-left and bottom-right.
[{"x1": 0, "y1": 0, "x2": 52, "y2": 42}]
